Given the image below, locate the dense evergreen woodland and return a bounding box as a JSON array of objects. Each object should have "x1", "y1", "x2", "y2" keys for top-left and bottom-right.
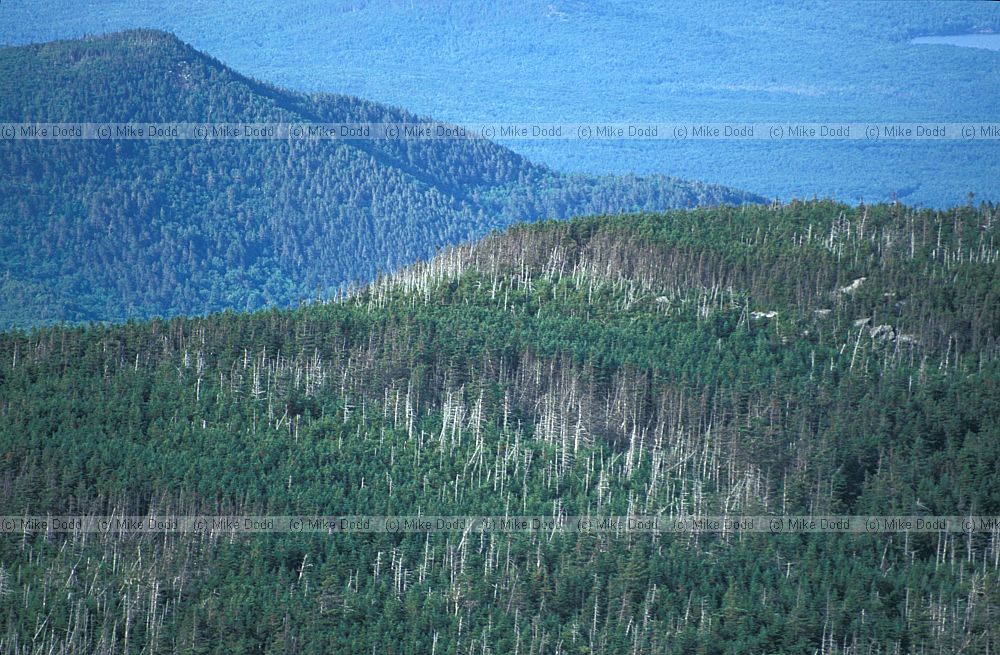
[
  {"x1": 0, "y1": 30, "x2": 758, "y2": 328},
  {"x1": 1, "y1": 201, "x2": 998, "y2": 653}
]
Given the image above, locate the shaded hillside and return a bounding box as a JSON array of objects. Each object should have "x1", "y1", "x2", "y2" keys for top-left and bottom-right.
[
  {"x1": 0, "y1": 30, "x2": 760, "y2": 328},
  {"x1": 1, "y1": 202, "x2": 998, "y2": 653},
  {"x1": 3, "y1": 3, "x2": 1000, "y2": 207}
]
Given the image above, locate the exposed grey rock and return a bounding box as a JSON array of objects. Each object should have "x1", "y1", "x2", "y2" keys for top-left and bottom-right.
[{"x1": 870, "y1": 324, "x2": 895, "y2": 341}]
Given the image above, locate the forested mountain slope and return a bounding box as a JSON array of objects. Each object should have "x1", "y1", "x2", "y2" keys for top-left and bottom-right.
[
  {"x1": 4, "y1": 2, "x2": 1000, "y2": 207},
  {"x1": 1, "y1": 201, "x2": 998, "y2": 653},
  {"x1": 0, "y1": 30, "x2": 759, "y2": 328}
]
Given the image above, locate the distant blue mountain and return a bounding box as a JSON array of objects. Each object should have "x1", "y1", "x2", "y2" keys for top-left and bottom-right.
[
  {"x1": 0, "y1": 31, "x2": 759, "y2": 327},
  {"x1": 2, "y1": 1, "x2": 999, "y2": 207}
]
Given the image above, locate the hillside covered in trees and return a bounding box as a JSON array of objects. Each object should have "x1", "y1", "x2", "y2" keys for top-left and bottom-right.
[
  {"x1": 3, "y1": 2, "x2": 999, "y2": 207},
  {"x1": 1, "y1": 201, "x2": 998, "y2": 653},
  {"x1": 0, "y1": 30, "x2": 760, "y2": 328}
]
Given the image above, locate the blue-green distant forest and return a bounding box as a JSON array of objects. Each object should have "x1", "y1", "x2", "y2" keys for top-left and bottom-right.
[
  {"x1": 2, "y1": 0, "x2": 999, "y2": 207},
  {"x1": 0, "y1": 31, "x2": 758, "y2": 328}
]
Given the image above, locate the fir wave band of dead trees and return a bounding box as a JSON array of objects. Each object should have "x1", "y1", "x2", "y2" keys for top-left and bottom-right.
[{"x1": 1, "y1": 201, "x2": 999, "y2": 653}]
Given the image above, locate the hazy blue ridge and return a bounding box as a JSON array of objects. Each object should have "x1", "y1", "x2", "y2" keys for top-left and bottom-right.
[
  {"x1": 2, "y1": 0, "x2": 998, "y2": 207},
  {"x1": 0, "y1": 30, "x2": 760, "y2": 328}
]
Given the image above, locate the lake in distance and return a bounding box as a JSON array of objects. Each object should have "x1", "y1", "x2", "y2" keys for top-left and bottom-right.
[{"x1": 910, "y1": 33, "x2": 1000, "y2": 51}]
